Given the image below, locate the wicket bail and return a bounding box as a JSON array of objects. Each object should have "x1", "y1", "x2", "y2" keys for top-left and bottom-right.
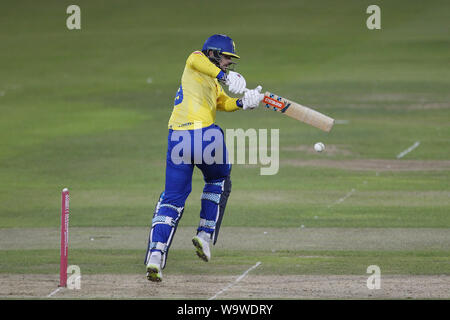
[{"x1": 59, "y1": 188, "x2": 70, "y2": 287}]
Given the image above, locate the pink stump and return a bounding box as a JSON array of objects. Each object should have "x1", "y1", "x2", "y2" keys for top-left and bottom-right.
[{"x1": 59, "y1": 188, "x2": 70, "y2": 287}]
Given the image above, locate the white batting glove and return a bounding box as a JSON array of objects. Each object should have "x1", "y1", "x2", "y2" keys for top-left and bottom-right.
[
  {"x1": 225, "y1": 71, "x2": 246, "y2": 94},
  {"x1": 242, "y1": 86, "x2": 264, "y2": 110}
]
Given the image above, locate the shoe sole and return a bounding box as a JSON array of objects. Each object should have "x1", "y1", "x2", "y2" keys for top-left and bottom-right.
[
  {"x1": 146, "y1": 264, "x2": 162, "y2": 282},
  {"x1": 192, "y1": 237, "x2": 209, "y2": 262}
]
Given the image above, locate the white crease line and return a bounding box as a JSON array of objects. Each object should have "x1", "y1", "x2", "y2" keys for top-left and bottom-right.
[
  {"x1": 397, "y1": 141, "x2": 420, "y2": 159},
  {"x1": 328, "y1": 188, "x2": 356, "y2": 208},
  {"x1": 335, "y1": 120, "x2": 349, "y2": 124},
  {"x1": 209, "y1": 261, "x2": 261, "y2": 300},
  {"x1": 47, "y1": 287, "x2": 63, "y2": 298},
  {"x1": 336, "y1": 188, "x2": 356, "y2": 204}
]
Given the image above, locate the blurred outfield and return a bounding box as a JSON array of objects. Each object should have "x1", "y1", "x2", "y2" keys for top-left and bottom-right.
[{"x1": 0, "y1": 0, "x2": 449, "y2": 295}]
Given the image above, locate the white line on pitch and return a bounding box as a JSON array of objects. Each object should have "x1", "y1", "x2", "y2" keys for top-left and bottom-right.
[
  {"x1": 47, "y1": 287, "x2": 63, "y2": 298},
  {"x1": 208, "y1": 261, "x2": 261, "y2": 300},
  {"x1": 397, "y1": 141, "x2": 420, "y2": 159},
  {"x1": 336, "y1": 188, "x2": 356, "y2": 204},
  {"x1": 335, "y1": 120, "x2": 350, "y2": 124},
  {"x1": 328, "y1": 188, "x2": 356, "y2": 208}
]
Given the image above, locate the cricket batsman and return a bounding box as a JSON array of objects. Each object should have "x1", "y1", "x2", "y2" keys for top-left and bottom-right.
[{"x1": 144, "y1": 34, "x2": 264, "y2": 282}]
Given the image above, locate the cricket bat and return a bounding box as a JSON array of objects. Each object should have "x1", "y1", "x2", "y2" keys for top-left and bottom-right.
[{"x1": 262, "y1": 91, "x2": 335, "y2": 132}]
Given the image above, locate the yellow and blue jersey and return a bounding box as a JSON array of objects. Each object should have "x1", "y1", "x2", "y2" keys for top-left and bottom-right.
[{"x1": 168, "y1": 51, "x2": 240, "y2": 130}]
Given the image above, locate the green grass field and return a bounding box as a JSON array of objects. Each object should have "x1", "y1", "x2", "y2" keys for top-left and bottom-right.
[{"x1": 0, "y1": 0, "x2": 449, "y2": 299}]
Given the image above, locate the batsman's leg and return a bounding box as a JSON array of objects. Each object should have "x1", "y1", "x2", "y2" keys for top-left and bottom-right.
[
  {"x1": 145, "y1": 131, "x2": 194, "y2": 281},
  {"x1": 146, "y1": 199, "x2": 185, "y2": 282},
  {"x1": 192, "y1": 175, "x2": 232, "y2": 262},
  {"x1": 145, "y1": 191, "x2": 165, "y2": 282},
  {"x1": 194, "y1": 125, "x2": 232, "y2": 261},
  {"x1": 145, "y1": 162, "x2": 192, "y2": 271}
]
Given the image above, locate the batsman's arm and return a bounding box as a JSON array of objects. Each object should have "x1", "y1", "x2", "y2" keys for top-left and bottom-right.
[
  {"x1": 186, "y1": 52, "x2": 244, "y2": 92},
  {"x1": 216, "y1": 85, "x2": 240, "y2": 112},
  {"x1": 187, "y1": 51, "x2": 222, "y2": 78}
]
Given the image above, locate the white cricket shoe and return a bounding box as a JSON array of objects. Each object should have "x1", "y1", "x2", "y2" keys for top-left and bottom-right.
[
  {"x1": 192, "y1": 231, "x2": 211, "y2": 262},
  {"x1": 146, "y1": 252, "x2": 163, "y2": 282}
]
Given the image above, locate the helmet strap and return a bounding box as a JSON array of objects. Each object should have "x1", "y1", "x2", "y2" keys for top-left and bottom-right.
[
  {"x1": 203, "y1": 49, "x2": 237, "y2": 72},
  {"x1": 203, "y1": 49, "x2": 222, "y2": 68}
]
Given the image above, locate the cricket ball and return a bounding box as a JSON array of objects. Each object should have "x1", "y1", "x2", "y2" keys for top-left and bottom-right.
[{"x1": 314, "y1": 142, "x2": 325, "y2": 152}]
